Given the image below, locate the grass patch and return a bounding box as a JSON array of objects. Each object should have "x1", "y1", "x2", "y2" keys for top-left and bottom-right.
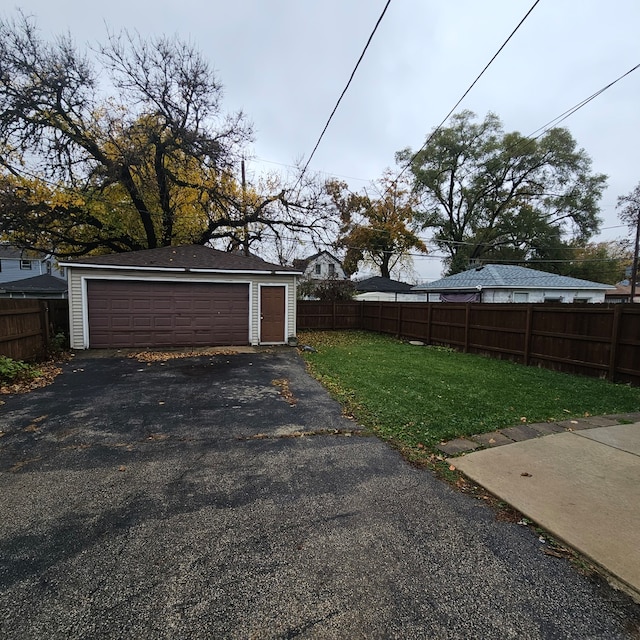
[{"x1": 299, "y1": 330, "x2": 640, "y2": 449}]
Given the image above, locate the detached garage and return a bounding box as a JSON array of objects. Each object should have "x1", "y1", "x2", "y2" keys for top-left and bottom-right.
[{"x1": 61, "y1": 245, "x2": 301, "y2": 349}]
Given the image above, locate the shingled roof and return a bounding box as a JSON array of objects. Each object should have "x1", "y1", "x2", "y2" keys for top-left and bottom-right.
[
  {"x1": 1, "y1": 274, "x2": 68, "y2": 294},
  {"x1": 0, "y1": 245, "x2": 49, "y2": 260},
  {"x1": 61, "y1": 245, "x2": 301, "y2": 273},
  {"x1": 413, "y1": 264, "x2": 614, "y2": 291},
  {"x1": 355, "y1": 276, "x2": 413, "y2": 293}
]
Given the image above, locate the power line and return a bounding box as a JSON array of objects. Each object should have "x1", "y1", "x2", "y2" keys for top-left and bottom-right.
[
  {"x1": 394, "y1": 0, "x2": 542, "y2": 184},
  {"x1": 294, "y1": 0, "x2": 392, "y2": 188},
  {"x1": 527, "y1": 63, "x2": 640, "y2": 140}
]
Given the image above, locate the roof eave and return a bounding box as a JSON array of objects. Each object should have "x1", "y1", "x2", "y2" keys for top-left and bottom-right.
[{"x1": 60, "y1": 262, "x2": 301, "y2": 275}]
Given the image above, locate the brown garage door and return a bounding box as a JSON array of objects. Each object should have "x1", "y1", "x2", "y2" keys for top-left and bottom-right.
[{"x1": 87, "y1": 280, "x2": 249, "y2": 348}]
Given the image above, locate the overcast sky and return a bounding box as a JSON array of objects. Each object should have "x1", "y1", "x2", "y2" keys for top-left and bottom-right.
[{"x1": 6, "y1": 0, "x2": 640, "y2": 280}]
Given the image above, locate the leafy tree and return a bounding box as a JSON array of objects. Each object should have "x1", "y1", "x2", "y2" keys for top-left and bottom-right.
[
  {"x1": 398, "y1": 111, "x2": 607, "y2": 274},
  {"x1": 558, "y1": 241, "x2": 630, "y2": 284},
  {"x1": 327, "y1": 172, "x2": 427, "y2": 278},
  {"x1": 0, "y1": 14, "x2": 329, "y2": 257}
]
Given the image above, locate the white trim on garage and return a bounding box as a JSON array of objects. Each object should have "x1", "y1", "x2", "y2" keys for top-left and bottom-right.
[{"x1": 62, "y1": 262, "x2": 301, "y2": 277}]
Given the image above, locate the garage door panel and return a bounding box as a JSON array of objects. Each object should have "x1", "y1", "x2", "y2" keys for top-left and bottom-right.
[{"x1": 87, "y1": 281, "x2": 249, "y2": 348}]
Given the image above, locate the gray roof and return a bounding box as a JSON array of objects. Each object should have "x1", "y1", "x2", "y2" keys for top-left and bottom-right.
[
  {"x1": 61, "y1": 245, "x2": 300, "y2": 273},
  {"x1": 1, "y1": 274, "x2": 68, "y2": 293},
  {"x1": 413, "y1": 264, "x2": 615, "y2": 291},
  {"x1": 355, "y1": 276, "x2": 413, "y2": 293},
  {"x1": 0, "y1": 245, "x2": 48, "y2": 261}
]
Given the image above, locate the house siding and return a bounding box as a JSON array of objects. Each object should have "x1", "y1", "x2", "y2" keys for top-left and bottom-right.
[
  {"x1": 67, "y1": 267, "x2": 297, "y2": 349},
  {"x1": 0, "y1": 258, "x2": 65, "y2": 285},
  {"x1": 304, "y1": 254, "x2": 347, "y2": 281},
  {"x1": 480, "y1": 288, "x2": 606, "y2": 303},
  {"x1": 354, "y1": 292, "x2": 429, "y2": 302}
]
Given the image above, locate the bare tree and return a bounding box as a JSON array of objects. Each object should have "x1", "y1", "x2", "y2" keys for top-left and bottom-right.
[{"x1": 0, "y1": 13, "x2": 332, "y2": 257}]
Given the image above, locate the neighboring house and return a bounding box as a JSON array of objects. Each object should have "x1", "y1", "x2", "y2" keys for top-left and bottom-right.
[
  {"x1": 354, "y1": 276, "x2": 428, "y2": 302},
  {"x1": 604, "y1": 282, "x2": 640, "y2": 303},
  {"x1": 412, "y1": 264, "x2": 614, "y2": 303},
  {"x1": 0, "y1": 245, "x2": 65, "y2": 284},
  {"x1": 292, "y1": 251, "x2": 347, "y2": 281},
  {"x1": 0, "y1": 274, "x2": 68, "y2": 299},
  {"x1": 60, "y1": 245, "x2": 302, "y2": 349}
]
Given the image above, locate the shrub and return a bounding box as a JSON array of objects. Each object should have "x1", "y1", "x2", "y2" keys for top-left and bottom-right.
[{"x1": 0, "y1": 356, "x2": 40, "y2": 383}]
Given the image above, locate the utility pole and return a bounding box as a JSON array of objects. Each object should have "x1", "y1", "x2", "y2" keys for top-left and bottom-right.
[
  {"x1": 631, "y1": 211, "x2": 640, "y2": 303},
  {"x1": 241, "y1": 158, "x2": 249, "y2": 256}
]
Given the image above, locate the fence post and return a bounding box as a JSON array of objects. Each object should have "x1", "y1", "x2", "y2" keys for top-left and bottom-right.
[
  {"x1": 464, "y1": 304, "x2": 470, "y2": 352},
  {"x1": 359, "y1": 301, "x2": 364, "y2": 329},
  {"x1": 426, "y1": 303, "x2": 432, "y2": 344},
  {"x1": 39, "y1": 301, "x2": 50, "y2": 355},
  {"x1": 332, "y1": 301, "x2": 337, "y2": 330},
  {"x1": 608, "y1": 304, "x2": 623, "y2": 382},
  {"x1": 378, "y1": 301, "x2": 383, "y2": 332},
  {"x1": 523, "y1": 304, "x2": 533, "y2": 365},
  {"x1": 396, "y1": 304, "x2": 403, "y2": 338}
]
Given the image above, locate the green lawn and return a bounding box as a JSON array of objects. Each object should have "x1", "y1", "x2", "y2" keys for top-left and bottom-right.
[{"x1": 299, "y1": 330, "x2": 640, "y2": 449}]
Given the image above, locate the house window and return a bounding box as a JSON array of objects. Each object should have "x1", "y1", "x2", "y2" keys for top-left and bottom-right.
[
  {"x1": 46, "y1": 261, "x2": 52, "y2": 275},
  {"x1": 20, "y1": 259, "x2": 32, "y2": 270},
  {"x1": 315, "y1": 264, "x2": 322, "y2": 275},
  {"x1": 513, "y1": 292, "x2": 528, "y2": 303},
  {"x1": 573, "y1": 297, "x2": 590, "y2": 303},
  {"x1": 328, "y1": 263, "x2": 335, "y2": 276}
]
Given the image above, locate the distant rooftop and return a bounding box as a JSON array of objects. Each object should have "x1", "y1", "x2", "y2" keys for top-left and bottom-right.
[
  {"x1": 413, "y1": 264, "x2": 614, "y2": 291},
  {"x1": 1, "y1": 274, "x2": 68, "y2": 293},
  {"x1": 355, "y1": 276, "x2": 413, "y2": 293}
]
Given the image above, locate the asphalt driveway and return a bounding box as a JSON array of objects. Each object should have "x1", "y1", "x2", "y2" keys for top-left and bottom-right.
[{"x1": 0, "y1": 349, "x2": 638, "y2": 639}]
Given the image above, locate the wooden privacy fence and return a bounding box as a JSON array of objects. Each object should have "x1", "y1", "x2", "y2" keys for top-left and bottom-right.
[
  {"x1": 297, "y1": 301, "x2": 640, "y2": 386},
  {"x1": 0, "y1": 299, "x2": 61, "y2": 361}
]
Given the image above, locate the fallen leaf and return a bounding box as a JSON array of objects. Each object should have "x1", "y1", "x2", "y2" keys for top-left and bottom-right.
[
  {"x1": 521, "y1": 472, "x2": 532, "y2": 477},
  {"x1": 128, "y1": 348, "x2": 238, "y2": 363},
  {"x1": 449, "y1": 465, "x2": 456, "y2": 471},
  {"x1": 272, "y1": 378, "x2": 297, "y2": 405},
  {"x1": 118, "y1": 466, "x2": 126, "y2": 472}
]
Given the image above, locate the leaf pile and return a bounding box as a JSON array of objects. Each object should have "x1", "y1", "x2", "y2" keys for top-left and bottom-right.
[{"x1": 127, "y1": 348, "x2": 239, "y2": 363}]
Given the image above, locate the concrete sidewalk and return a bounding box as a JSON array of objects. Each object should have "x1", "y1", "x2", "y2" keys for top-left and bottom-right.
[{"x1": 449, "y1": 422, "x2": 640, "y2": 602}]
